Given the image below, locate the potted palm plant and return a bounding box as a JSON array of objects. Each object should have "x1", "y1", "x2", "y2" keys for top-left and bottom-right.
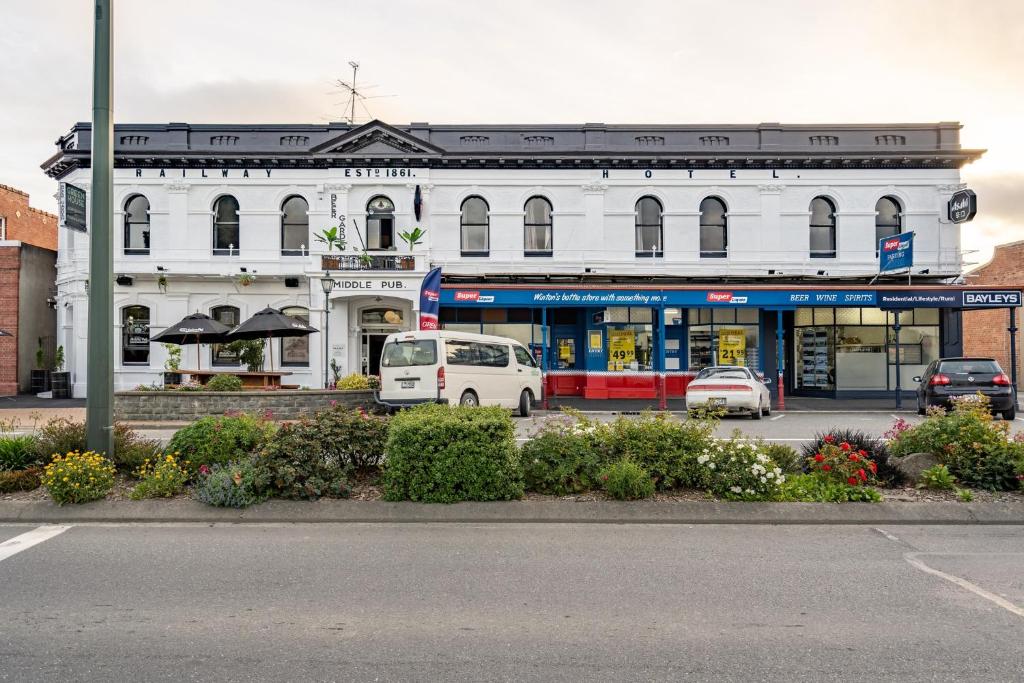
[
  {"x1": 398, "y1": 227, "x2": 426, "y2": 270},
  {"x1": 316, "y1": 226, "x2": 347, "y2": 270},
  {"x1": 30, "y1": 338, "x2": 50, "y2": 393},
  {"x1": 50, "y1": 346, "x2": 71, "y2": 399},
  {"x1": 162, "y1": 343, "x2": 183, "y2": 386}
]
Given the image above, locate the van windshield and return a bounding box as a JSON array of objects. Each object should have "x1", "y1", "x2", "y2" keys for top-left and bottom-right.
[{"x1": 381, "y1": 340, "x2": 437, "y2": 367}]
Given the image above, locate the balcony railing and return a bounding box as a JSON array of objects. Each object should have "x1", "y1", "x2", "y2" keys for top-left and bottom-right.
[{"x1": 321, "y1": 253, "x2": 417, "y2": 271}]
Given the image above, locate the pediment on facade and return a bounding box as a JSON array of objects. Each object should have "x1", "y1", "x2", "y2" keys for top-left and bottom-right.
[{"x1": 310, "y1": 120, "x2": 445, "y2": 156}]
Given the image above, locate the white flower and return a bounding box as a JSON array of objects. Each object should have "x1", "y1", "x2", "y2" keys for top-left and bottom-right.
[
  {"x1": 730, "y1": 486, "x2": 742, "y2": 494},
  {"x1": 760, "y1": 476, "x2": 767, "y2": 484},
  {"x1": 708, "y1": 462, "x2": 716, "y2": 470},
  {"x1": 766, "y1": 471, "x2": 774, "y2": 479},
  {"x1": 746, "y1": 488, "x2": 755, "y2": 494},
  {"x1": 778, "y1": 475, "x2": 786, "y2": 484}
]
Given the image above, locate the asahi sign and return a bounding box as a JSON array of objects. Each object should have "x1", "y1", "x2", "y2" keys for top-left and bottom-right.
[{"x1": 947, "y1": 189, "x2": 977, "y2": 224}]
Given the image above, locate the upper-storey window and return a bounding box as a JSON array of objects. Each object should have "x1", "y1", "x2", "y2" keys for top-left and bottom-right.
[
  {"x1": 875, "y1": 196, "x2": 902, "y2": 256},
  {"x1": 524, "y1": 196, "x2": 553, "y2": 256},
  {"x1": 281, "y1": 195, "x2": 308, "y2": 256},
  {"x1": 123, "y1": 194, "x2": 150, "y2": 255},
  {"x1": 809, "y1": 197, "x2": 837, "y2": 259},
  {"x1": 699, "y1": 197, "x2": 728, "y2": 258},
  {"x1": 212, "y1": 195, "x2": 240, "y2": 256},
  {"x1": 367, "y1": 196, "x2": 395, "y2": 250},
  {"x1": 635, "y1": 197, "x2": 663, "y2": 257},
  {"x1": 460, "y1": 196, "x2": 489, "y2": 256}
]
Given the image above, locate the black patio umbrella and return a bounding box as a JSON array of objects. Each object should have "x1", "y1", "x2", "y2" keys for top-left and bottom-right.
[
  {"x1": 150, "y1": 312, "x2": 231, "y2": 371},
  {"x1": 225, "y1": 307, "x2": 317, "y2": 372}
]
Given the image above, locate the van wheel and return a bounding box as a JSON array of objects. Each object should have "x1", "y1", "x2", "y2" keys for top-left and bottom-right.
[
  {"x1": 459, "y1": 391, "x2": 479, "y2": 407},
  {"x1": 519, "y1": 390, "x2": 532, "y2": 417}
]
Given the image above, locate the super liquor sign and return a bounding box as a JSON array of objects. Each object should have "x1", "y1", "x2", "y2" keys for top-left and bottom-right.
[{"x1": 879, "y1": 232, "x2": 914, "y2": 273}]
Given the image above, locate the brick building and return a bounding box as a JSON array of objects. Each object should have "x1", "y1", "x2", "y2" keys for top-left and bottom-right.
[
  {"x1": 0, "y1": 184, "x2": 58, "y2": 395},
  {"x1": 963, "y1": 240, "x2": 1023, "y2": 389}
]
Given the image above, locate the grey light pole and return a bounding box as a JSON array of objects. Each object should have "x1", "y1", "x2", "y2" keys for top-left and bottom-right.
[
  {"x1": 320, "y1": 275, "x2": 335, "y2": 388},
  {"x1": 87, "y1": 0, "x2": 114, "y2": 456}
]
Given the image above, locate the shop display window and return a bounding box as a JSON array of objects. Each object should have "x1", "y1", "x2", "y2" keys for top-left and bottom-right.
[{"x1": 687, "y1": 308, "x2": 759, "y2": 370}]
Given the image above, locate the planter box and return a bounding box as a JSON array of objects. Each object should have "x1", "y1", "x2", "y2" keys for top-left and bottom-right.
[
  {"x1": 50, "y1": 372, "x2": 71, "y2": 399},
  {"x1": 163, "y1": 372, "x2": 183, "y2": 386},
  {"x1": 30, "y1": 370, "x2": 50, "y2": 393},
  {"x1": 114, "y1": 389, "x2": 377, "y2": 422}
]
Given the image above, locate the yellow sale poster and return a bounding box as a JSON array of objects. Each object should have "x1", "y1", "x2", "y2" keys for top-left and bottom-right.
[
  {"x1": 717, "y1": 328, "x2": 746, "y2": 366},
  {"x1": 607, "y1": 330, "x2": 636, "y2": 370}
]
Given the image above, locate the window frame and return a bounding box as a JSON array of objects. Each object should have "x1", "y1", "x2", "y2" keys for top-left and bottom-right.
[
  {"x1": 279, "y1": 306, "x2": 310, "y2": 367},
  {"x1": 809, "y1": 196, "x2": 837, "y2": 259},
  {"x1": 460, "y1": 196, "x2": 490, "y2": 257},
  {"x1": 212, "y1": 195, "x2": 240, "y2": 256},
  {"x1": 699, "y1": 196, "x2": 728, "y2": 259},
  {"x1": 366, "y1": 195, "x2": 396, "y2": 251},
  {"x1": 634, "y1": 196, "x2": 663, "y2": 258},
  {"x1": 123, "y1": 194, "x2": 151, "y2": 256},
  {"x1": 121, "y1": 305, "x2": 151, "y2": 366},
  {"x1": 210, "y1": 305, "x2": 241, "y2": 366},
  {"x1": 523, "y1": 195, "x2": 553, "y2": 257},
  {"x1": 280, "y1": 195, "x2": 309, "y2": 256},
  {"x1": 875, "y1": 196, "x2": 902, "y2": 257}
]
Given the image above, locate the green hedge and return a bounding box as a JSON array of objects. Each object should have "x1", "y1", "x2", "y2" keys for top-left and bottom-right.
[{"x1": 382, "y1": 404, "x2": 522, "y2": 503}]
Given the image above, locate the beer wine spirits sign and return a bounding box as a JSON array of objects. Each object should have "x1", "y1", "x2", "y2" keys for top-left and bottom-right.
[{"x1": 948, "y1": 189, "x2": 977, "y2": 224}]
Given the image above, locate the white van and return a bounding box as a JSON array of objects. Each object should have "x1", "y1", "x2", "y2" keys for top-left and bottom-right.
[{"x1": 376, "y1": 330, "x2": 543, "y2": 416}]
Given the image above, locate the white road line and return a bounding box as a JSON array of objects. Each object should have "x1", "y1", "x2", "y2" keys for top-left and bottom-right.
[
  {"x1": 904, "y1": 553, "x2": 1024, "y2": 619},
  {"x1": 873, "y1": 527, "x2": 901, "y2": 543},
  {"x1": 0, "y1": 525, "x2": 71, "y2": 563},
  {"x1": 769, "y1": 414, "x2": 785, "y2": 421}
]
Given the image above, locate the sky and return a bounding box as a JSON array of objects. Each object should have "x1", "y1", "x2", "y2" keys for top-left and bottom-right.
[{"x1": 2, "y1": 0, "x2": 1022, "y2": 268}]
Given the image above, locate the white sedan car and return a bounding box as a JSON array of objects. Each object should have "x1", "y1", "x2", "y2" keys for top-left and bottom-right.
[{"x1": 685, "y1": 366, "x2": 773, "y2": 419}]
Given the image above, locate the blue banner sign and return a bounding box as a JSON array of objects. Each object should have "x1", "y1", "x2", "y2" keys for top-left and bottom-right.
[
  {"x1": 418, "y1": 267, "x2": 442, "y2": 330},
  {"x1": 879, "y1": 232, "x2": 914, "y2": 272},
  {"x1": 445, "y1": 288, "x2": 877, "y2": 308}
]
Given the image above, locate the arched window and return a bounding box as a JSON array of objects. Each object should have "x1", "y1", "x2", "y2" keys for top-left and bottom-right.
[
  {"x1": 524, "y1": 196, "x2": 553, "y2": 256},
  {"x1": 699, "y1": 197, "x2": 728, "y2": 258},
  {"x1": 366, "y1": 196, "x2": 395, "y2": 250},
  {"x1": 121, "y1": 305, "x2": 150, "y2": 365},
  {"x1": 809, "y1": 196, "x2": 837, "y2": 259},
  {"x1": 281, "y1": 195, "x2": 308, "y2": 256},
  {"x1": 281, "y1": 306, "x2": 310, "y2": 367},
  {"x1": 635, "y1": 196, "x2": 663, "y2": 257},
  {"x1": 460, "y1": 196, "x2": 489, "y2": 256},
  {"x1": 875, "y1": 196, "x2": 902, "y2": 256},
  {"x1": 210, "y1": 305, "x2": 240, "y2": 366},
  {"x1": 123, "y1": 194, "x2": 150, "y2": 255},
  {"x1": 212, "y1": 195, "x2": 240, "y2": 256}
]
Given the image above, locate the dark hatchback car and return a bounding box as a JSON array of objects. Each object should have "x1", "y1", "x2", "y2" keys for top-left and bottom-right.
[{"x1": 914, "y1": 357, "x2": 1016, "y2": 419}]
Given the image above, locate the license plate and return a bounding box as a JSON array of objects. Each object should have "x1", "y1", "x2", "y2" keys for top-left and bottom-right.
[
  {"x1": 708, "y1": 397, "x2": 726, "y2": 407},
  {"x1": 400, "y1": 380, "x2": 415, "y2": 389}
]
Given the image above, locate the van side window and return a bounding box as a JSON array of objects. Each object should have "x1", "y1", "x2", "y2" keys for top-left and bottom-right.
[
  {"x1": 478, "y1": 343, "x2": 509, "y2": 368},
  {"x1": 514, "y1": 346, "x2": 536, "y2": 367},
  {"x1": 446, "y1": 340, "x2": 478, "y2": 366}
]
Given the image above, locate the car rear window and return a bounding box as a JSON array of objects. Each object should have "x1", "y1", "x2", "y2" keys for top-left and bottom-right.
[
  {"x1": 381, "y1": 340, "x2": 437, "y2": 367},
  {"x1": 938, "y1": 360, "x2": 999, "y2": 374},
  {"x1": 697, "y1": 367, "x2": 750, "y2": 380}
]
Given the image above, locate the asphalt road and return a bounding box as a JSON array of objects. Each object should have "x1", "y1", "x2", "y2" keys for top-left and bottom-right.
[{"x1": 1, "y1": 523, "x2": 1022, "y2": 681}]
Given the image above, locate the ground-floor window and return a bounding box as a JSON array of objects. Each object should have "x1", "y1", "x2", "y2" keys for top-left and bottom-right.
[
  {"x1": 687, "y1": 308, "x2": 759, "y2": 370},
  {"x1": 121, "y1": 305, "x2": 150, "y2": 365},
  {"x1": 211, "y1": 305, "x2": 240, "y2": 366},
  {"x1": 604, "y1": 308, "x2": 653, "y2": 372},
  {"x1": 794, "y1": 307, "x2": 939, "y2": 392},
  {"x1": 280, "y1": 306, "x2": 310, "y2": 366}
]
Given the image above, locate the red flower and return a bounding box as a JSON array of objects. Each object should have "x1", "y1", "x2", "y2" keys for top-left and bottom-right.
[
  {"x1": 199, "y1": 464, "x2": 211, "y2": 475},
  {"x1": 840, "y1": 442, "x2": 852, "y2": 452},
  {"x1": 823, "y1": 435, "x2": 835, "y2": 444},
  {"x1": 814, "y1": 453, "x2": 824, "y2": 462},
  {"x1": 849, "y1": 453, "x2": 859, "y2": 462},
  {"x1": 822, "y1": 465, "x2": 832, "y2": 472},
  {"x1": 858, "y1": 449, "x2": 868, "y2": 457},
  {"x1": 858, "y1": 468, "x2": 867, "y2": 481},
  {"x1": 869, "y1": 462, "x2": 878, "y2": 474},
  {"x1": 847, "y1": 476, "x2": 859, "y2": 486}
]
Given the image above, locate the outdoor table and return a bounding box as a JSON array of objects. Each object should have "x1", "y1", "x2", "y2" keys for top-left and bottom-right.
[{"x1": 182, "y1": 370, "x2": 293, "y2": 389}]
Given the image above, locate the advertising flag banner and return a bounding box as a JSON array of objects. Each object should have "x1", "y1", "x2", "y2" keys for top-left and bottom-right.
[
  {"x1": 418, "y1": 267, "x2": 442, "y2": 330},
  {"x1": 879, "y1": 232, "x2": 914, "y2": 272}
]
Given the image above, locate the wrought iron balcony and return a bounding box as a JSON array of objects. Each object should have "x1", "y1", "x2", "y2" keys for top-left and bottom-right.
[{"x1": 321, "y1": 253, "x2": 417, "y2": 271}]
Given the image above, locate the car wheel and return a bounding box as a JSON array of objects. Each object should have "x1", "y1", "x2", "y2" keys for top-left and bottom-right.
[
  {"x1": 917, "y1": 396, "x2": 926, "y2": 416},
  {"x1": 518, "y1": 390, "x2": 532, "y2": 417},
  {"x1": 751, "y1": 400, "x2": 762, "y2": 420},
  {"x1": 1003, "y1": 407, "x2": 1016, "y2": 420},
  {"x1": 762, "y1": 402, "x2": 771, "y2": 417},
  {"x1": 459, "y1": 391, "x2": 479, "y2": 407}
]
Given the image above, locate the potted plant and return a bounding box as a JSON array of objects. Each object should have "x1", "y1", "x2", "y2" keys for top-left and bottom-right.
[
  {"x1": 157, "y1": 274, "x2": 168, "y2": 293},
  {"x1": 234, "y1": 272, "x2": 256, "y2": 288},
  {"x1": 329, "y1": 358, "x2": 342, "y2": 389},
  {"x1": 162, "y1": 343, "x2": 183, "y2": 386},
  {"x1": 50, "y1": 346, "x2": 71, "y2": 399},
  {"x1": 227, "y1": 339, "x2": 266, "y2": 372},
  {"x1": 31, "y1": 338, "x2": 50, "y2": 393},
  {"x1": 316, "y1": 226, "x2": 346, "y2": 270},
  {"x1": 398, "y1": 227, "x2": 425, "y2": 270},
  {"x1": 358, "y1": 250, "x2": 374, "y2": 268}
]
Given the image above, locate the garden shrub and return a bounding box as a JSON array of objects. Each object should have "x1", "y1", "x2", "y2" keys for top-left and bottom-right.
[
  {"x1": 888, "y1": 396, "x2": 1020, "y2": 491},
  {"x1": 521, "y1": 414, "x2": 609, "y2": 495},
  {"x1": 0, "y1": 467, "x2": 41, "y2": 493},
  {"x1": 382, "y1": 403, "x2": 522, "y2": 503},
  {"x1": 693, "y1": 438, "x2": 786, "y2": 500},
  {"x1": 205, "y1": 374, "x2": 244, "y2": 392},
  {"x1": 802, "y1": 428, "x2": 900, "y2": 485},
  {"x1": 41, "y1": 451, "x2": 116, "y2": 505},
  {"x1": 256, "y1": 419, "x2": 352, "y2": 500},
  {"x1": 192, "y1": 459, "x2": 269, "y2": 508},
  {"x1": 167, "y1": 413, "x2": 276, "y2": 472},
  {"x1": 917, "y1": 464, "x2": 956, "y2": 491},
  {"x1": 33, "y1": 419, "x2": 160, "y2": 472},
  {"x1": 778, "y1": 474, "x2": 882, "y2": 503},
  {"x1": 600, "y1": 459, "x2": 655, "y2": 500},
  {"x1": 311, "y1": 406, "x2": 388, "y2": 469},
  {"x1": 604, "y1": 412, "x2": 718, "y2": 490},
  {"x1": 336, "y1": 373, "x2": 371, "y2": 390},
  {"x1": 0, "y1": 435, "x2": 40, "y2": 471},
  {"x1": 761, "y1": 442, "x2": 803, "y2": 474},
  {"x1": 130, "y1": 454, "x2": 190, "y2": 500},
  {"x1": 807, "y1": 440, "x2": 879, "y2": 488}
]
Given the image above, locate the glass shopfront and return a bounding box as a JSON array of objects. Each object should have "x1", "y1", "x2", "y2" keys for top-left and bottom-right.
[{"x1": 687, "y1": 308, "x2": 760, "y2": 370}]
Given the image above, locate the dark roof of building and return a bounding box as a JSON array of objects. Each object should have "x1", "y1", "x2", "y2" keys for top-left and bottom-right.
[{"x1": 42, "y1": 119, "x2": 985, "y2": 178}]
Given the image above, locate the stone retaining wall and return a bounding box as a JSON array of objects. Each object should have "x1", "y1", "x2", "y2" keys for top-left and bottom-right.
[{"x1": 114, "y1": 389, "x2": 376, "y2": 422}]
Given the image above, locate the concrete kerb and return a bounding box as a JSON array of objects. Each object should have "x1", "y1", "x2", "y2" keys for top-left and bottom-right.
[{"x1": 2, "y1": 499, "x2": 1023, "y2": 525}]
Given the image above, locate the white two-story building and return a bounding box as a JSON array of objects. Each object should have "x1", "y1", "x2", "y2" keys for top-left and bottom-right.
[{"x1": 44, "y1": 120, "x2": 1007, "y2": 401}]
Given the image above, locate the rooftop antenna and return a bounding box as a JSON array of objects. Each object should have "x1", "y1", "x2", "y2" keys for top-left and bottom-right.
[{"x1": 333, "y1": 62, "x2": 395, "y2": 125}]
